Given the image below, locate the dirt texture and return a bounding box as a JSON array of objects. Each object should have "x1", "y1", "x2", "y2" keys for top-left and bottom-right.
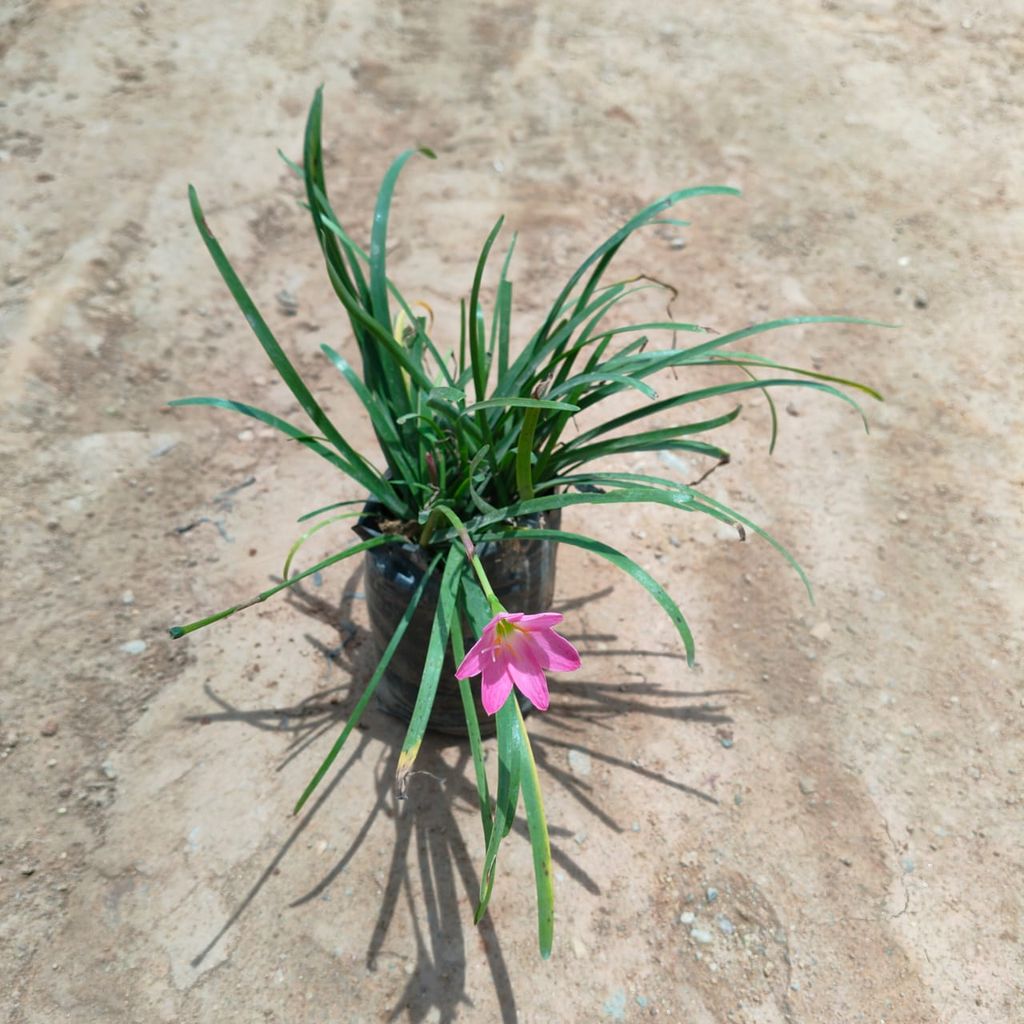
[{"x1": 2, "y1": 2, "x2": 1022, "y2": 1022}]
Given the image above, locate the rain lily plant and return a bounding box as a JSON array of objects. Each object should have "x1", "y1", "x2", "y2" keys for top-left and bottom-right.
[{"x1": 169, "y1": 88, "x2": 882, "y2": 957}]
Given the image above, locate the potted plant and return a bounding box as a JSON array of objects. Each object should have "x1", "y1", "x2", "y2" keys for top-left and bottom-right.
[{"x1": 169, "y1": 88, "x2": 882, "y2": 957}]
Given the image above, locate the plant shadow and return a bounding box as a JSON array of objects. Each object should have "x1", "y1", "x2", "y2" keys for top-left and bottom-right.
[{"x1": 186, "y1": 564, "x2": 734, "y2": 1022}]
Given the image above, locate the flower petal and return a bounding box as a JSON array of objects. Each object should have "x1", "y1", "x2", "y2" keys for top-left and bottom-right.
[
  {"x1": 527, "y1": 627, "x2": 581, "y2": 673},
  {"x1": 505, "y1": 651, "x2": 550, "y2": 710},
  {"x1": 456, "y1": 633, "x2": 491, "y2": 679},
  {"x1": 517, "y1": 612, "x2": 563, "y2": 630},
  {"x1": 480, "y1": 655, "x2": 514, "y2": 715},
  {"x1": 455, "y1": 615, "x2": 503, "y2": 678}
]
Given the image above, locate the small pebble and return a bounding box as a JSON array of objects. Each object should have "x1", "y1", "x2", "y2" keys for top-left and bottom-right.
[
  {"x1": 101, "y1": 761, "x2": 117, "y2": 781},
  {"x1": 602, "y1": 989, "x2": 627, "y2": 1021},
  {"x1": 237, "y1": 429, "x2": 255, "y2": 442},
  {"x1": 716, "y1": 914, "x2": 735, "y2": 935},
  {"x1": 799, "y1": 777, "x2": 817, "y2": 795},
  {"x1": 895, "y1": 510, "x2": 910, "y2": 523},
  {"x1": 567, "y1": 748, "x2": 591, "y2": 776},
  {"x1": 40, "y1": 720, "x2": 59, "y2": 737},
  {"x1": 901, "y1": 856, "x2": 915, "y2": 873},
  {"x1": 720, "y1": 738, "x2": 733, "y2": 749},
  {"x1": 121, "y1": 590, "x2": 135, "y2": 606},
  {"x1": 679, "y1": 911, "x2": 696, "y2": 925},
  {"x1": 705, "y1": 887, "x2": 719, "y2": 903},
  {"x1": 120, "y1": 640, "x2": 147, "y2": 656},
  {"x1": 631, "y1": 821, "x2": 641, "y2": 832},
  {"x1": 19, "y1": 864, "x2": 36, "y2": 876},
  {"x1": 276, "y1": 289, "x2": 299, "y2": 315},
  {"x1": 690, "y1": 927, "x2": 714, "y2": 945}
]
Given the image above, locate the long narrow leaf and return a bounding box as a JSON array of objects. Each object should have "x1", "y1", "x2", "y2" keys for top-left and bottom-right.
[
  {"x1": 292, "y1": 551, "x2": 443, "y2": 814},
  {"x1": 316, "y1": 208, "x2": 457, "y2": 386},
  {"x1": 475, "y1": 696, "x2": 523, "y2": 923},
  {"x1": 168, "y1": 535, "x2": 402, "y2": 638},
  {"x1": 282, "y1": 511, "x2": 360, "y2": 580},
  {"x1": 450, "y1": 603, "x2": 493, "y2": 848},
  {"x1": 515, "y1": 699, "x2": 555, "y2": 958},
  {"x1": 186, "y1": 186, "x2": 406, "y2": 515},
  {"x1": 465, "y1": 397, "x2": 581, "y2": 414},
  {"x1": 395, "y1": 546, "x2": 463, "y2": 794},
  {"x1": 168, "y1": 397, "x2": 398, "y2": 505},
  {"x1": 320, "y1": 344, "x2": 417, "y2": 482},
  {"x1": 369, "y1": 146, "x2": 437, "y2": 329},
  {"x1": 478, "y1": 527, "x2": 695, "y2": 665},
  {"x1": 532, "y1": 185, "x2": 740, "y2": 350}
]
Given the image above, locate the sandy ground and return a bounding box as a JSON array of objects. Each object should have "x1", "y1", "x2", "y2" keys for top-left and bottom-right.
[{"x1": 2, "y1": 1, "x2": 1022, "y2": 1022}]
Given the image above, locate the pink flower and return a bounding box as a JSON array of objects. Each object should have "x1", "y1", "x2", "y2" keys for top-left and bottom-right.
[{"x1": 455, "y1": 611, "x2": 581, "y2": 715}]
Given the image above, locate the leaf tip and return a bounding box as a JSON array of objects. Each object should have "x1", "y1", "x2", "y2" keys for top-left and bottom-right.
[{"x1": 168, "y1": 625, "x2": 184, "y2": 639}]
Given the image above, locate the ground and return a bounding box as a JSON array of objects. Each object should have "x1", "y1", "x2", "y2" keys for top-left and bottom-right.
[{"x1": 1, "y1": 2, "x2": 1022, "y2": 1022}]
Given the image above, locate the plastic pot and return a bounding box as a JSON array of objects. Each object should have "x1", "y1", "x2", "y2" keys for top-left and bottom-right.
[{"x1": 354, "y1": 505, "x2": 561, "y2": 737}]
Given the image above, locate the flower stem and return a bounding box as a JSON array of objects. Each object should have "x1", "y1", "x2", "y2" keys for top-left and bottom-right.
[
  {"x1": 425, "y1": 502, "x2": 505, "y2": 615},
  {"x1": 515, "y1": 405, "x2": 540, "y2": 501}
]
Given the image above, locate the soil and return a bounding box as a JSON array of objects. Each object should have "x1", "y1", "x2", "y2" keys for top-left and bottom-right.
[{"x1": 2, "y1": 2, "x2": 1022, "y2": 1022}]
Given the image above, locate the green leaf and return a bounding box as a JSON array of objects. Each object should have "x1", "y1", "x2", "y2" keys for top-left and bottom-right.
[
  {"x1": 707, "y1": 352, "x2": 885, "y2": 402},
  {"x1": 546, "y1": 370, "x2": 658, "y2": 402},
  {"x1": 297, "y1": 498, "x2": 367, "y2": 523},
  {"x1": 292, "y1": 551, "x2": 443, "y2": 814},
  {"x1": 316, "y1": 208, "x2": 457, "y2": 386},
  {"x1": 369, "y1": 146, "x2": 436, "y2": 330},
  {"x1": 450, "y1": 605, "x2": 493, "y2": 848},
  {"x1": 515, "y1": 699, "x2": 555, "y2": 958},
  {"x1": 475, "y1": 694, "x2": 523, "y2": 923},
  {"x1": 168, "y1": 397, "x2": 397, "y2": 505},
  {"x1": 556, "y1": 430, "x2": 732, "y2": 471},
  {"x1": 320, "y1": 343, "x2": 417, "y2": 482},
  {"x1": 282, "y1": 511, "x2": 361, "y2": 580},
  {"x1": 395, "y1": 545, "x2": 463, "y2": 794},
  {"x1": 168, "y1": 534, "x2": 402, "y2": 639},
  {"x1": 605, "y1": 315, "x2": 893, "y2": 379},
  {"x1": 464, "y1": 397, "x2": 581, "y2": 414},
  {"x1": 479, "y1": 527, "x2": 695, "y2": 665},
  {"x1": 515, "y1": 406, "x2": 541, "y2": 502},
  {"x1": 468, "y1": 217, "x2": 505, "y2": 401},
  {"x1": 464, "y1": 487, "x2": 695, "y2": 535},
  {"x1": 538, "y1": 185, "x2": 740, "y2": 345},
  {"x1": 428, "y1": 386, "x2": 467, "y2": 404},
  {"x1": 185, "y1": 185, "x2": 406, "y2": 516},
  {"x1": 688, "y1": 488, "x2": 812, "y2": 599}
]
